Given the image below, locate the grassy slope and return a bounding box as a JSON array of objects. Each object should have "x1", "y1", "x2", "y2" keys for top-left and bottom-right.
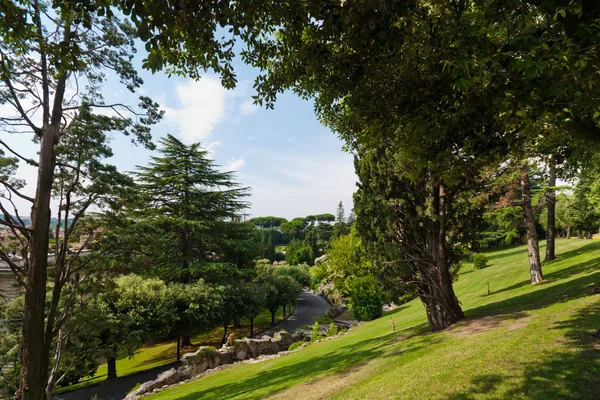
[
  {"x1": 56, "y1": 306, "x2": 289, "y2": 393},
  {"x1": 150, "y1": 239, "x2": 600, "y2": 400}
]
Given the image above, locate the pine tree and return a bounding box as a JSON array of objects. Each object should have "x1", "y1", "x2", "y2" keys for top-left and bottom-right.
[
  {"x1": 128, "y1": 134, "x2": 256, "y2": 284},
  {"x1": 265, "y1": 235, "x2": 276, "y2": 262},
  {"x1": 333, "y1": 201, "x2": 350, "y2": 239}
]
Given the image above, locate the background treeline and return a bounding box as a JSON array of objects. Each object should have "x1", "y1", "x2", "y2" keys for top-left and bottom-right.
[{"x1": 249, "y1": 201, "x2": 354, "y2": 266}]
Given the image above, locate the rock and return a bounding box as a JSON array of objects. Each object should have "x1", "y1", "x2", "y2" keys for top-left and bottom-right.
[
  {"x1": 127, "y1": 328, "x2": 321, "y2": 398},
  {"x1": 327, "y1": 304, "x2": 348, "y2": 319},
  {"x1": 126, "y1": 368, "x2": 183, "y2": 399}
]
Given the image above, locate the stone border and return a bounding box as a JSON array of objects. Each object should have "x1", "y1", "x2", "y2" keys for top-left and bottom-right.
[{"x1": 126, "y1": 323, "x2": 359, "y2": 399}]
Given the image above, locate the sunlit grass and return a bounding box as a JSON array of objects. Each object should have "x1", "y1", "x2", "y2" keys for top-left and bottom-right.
[{"x1": 149, "y1": 239, "x2": 600, "y2": 400}]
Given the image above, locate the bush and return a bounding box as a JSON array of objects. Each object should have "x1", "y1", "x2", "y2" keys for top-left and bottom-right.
[
  {"x1": 316, "y1": 315, "x2": 333, "y2": 325},
  {"x1": 310, "y1": 322, "x2": 322, "y2": 342},
  {"x1": 472, "y1": 253, "x2": 490, "y2": 270},
  {"x1": 328, "y1": 322, "x2": 338, "y2": 336},
  {"x1": 349, "y1": 275, "x2": 382, "y2": 321},
  {"x1": 200, "y1": 346, "x2": 217, "y2": 355},
  {"x1": 288, "y1": 341, "x2": 304, "y2": 351}
]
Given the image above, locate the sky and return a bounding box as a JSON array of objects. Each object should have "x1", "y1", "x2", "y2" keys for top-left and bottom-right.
[{"x1": 1, "y1": 45, "x2": 358, "y2": 221}]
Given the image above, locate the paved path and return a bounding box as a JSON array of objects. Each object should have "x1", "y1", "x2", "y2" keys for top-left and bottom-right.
[
  {"x1": 55, "y1": 363, "x2": 178, "y2": 400},
  {"x1": 255, "y1": 290, "x2": 331, "y2": 337},
  {"x1": 57, "y1": 290, "x2": 329, "y2": 400}
]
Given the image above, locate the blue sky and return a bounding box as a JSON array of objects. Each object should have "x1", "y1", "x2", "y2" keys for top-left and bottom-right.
[{"x1": 3, "y1": 47, "x2": 357, "y2": 220}]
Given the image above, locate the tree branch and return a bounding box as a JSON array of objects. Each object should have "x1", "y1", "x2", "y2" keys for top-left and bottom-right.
[{"x1": 0, "y1": 50, "x2": 42, "y2": 135}]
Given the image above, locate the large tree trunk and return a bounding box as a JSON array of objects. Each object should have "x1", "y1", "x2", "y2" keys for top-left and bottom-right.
[
  {"x1": 20, "y1": 131, "x2": 56, "y2": 400},
  {"x1": 418, "y1": 183, "x2": 464, "y2": 331},
  {"x1": 282, "y1": 304, "x2": 286, "y2": 318},
  {"x1": 545, "y1": 158, "x2": 556, "y2": 262},
  {"x1": 270, "y1": 311, "x2": 275, "y2": 326},
  {"x1": 521, "y1": 166, "x2": 544, "y2": 284},
  {"x1": 107, "y1": 357, "x2": 117, "y2": 380},
  {"x1": 250, "y1": 318, "x2": 254, "y2": 336}
]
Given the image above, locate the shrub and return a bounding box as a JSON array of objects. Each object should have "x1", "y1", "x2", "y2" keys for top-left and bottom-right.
[
  {"x1": 288, "y1": 341, "x2": 304, "y2": 351},
  {"x1": 200, "y1": 346, "x2": 217, "y2": 355},
  {"x1": 328, "y1": 322, "x2": 338, "y2": 336},
  {"x1": 310, "y1": 322, "x2": 321, "y2": 341},
  {"x1": 473, "y1": 253, "x2": 490, "y2": 270},
  {"x1": 349, "y1": 275, "x2": 382, "y2": 321},
  {"x1": 450, "y1": 262, "x2": 462, "y2": 282},
  {"x1": 316, "y1": 315, "x2": 333, "y2": 325}
]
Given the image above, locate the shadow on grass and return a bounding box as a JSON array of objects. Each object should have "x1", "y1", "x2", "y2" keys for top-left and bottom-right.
[
  {"x1": 484, "y1": 245, "x2": 529, "y2": 261},
  {"x1": 449, "y1": 243, "x2": 600, "y2": 400},
  {"x1": 482, "y1": 241, "x2": 600, "y2": 298},
  {"x1": 168, "y1": 330, "x2": 442, "y2": 400},
  {"x1": 467, "y1": 269, "x2": 600, "y2": 319},
  {"x1": 449, "y1": 298, "x2": 600, "y2": 400}
]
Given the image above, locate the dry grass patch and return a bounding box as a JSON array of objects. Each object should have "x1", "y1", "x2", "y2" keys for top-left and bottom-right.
[
  {"x1": 266, "y1": 361, "x2": 371, "y2": 400},
  {"x1": 446, "y1": 312, "x2": 532, "y2": 337}
]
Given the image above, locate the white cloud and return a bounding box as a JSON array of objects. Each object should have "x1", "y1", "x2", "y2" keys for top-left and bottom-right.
[
  {"x1": 165, "y1": 77, "x2": 228, "y2": 144},
  {"x1": 223, "y1": 157, "x2": 245, "y2": 172},
  {"x1": 204, "y1": 141, "x2": 222, "y2": 156},
  {"x1": 240, "y1": 153, "x2": 357, "y2": 219},
  {"x1": 238, "y1": 99, "x2": 259, "y2": 117}
]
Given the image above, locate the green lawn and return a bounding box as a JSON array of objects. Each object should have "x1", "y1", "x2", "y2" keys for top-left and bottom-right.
[
  {"x1": 150, "y1": 239, "x2": 600, "y2": 400},
  {"x1": 56, "y1": 305, "x2": 290, "y2": 394}
]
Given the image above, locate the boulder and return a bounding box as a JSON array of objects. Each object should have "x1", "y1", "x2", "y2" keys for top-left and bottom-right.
[{"x1": 125, "y1": 368, "x2": 184, "y2": 399}]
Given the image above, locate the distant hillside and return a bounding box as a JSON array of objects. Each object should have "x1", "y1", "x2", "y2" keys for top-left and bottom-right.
[{"x1": 1, "y1": 216, "x2": 71, "y2": 230}]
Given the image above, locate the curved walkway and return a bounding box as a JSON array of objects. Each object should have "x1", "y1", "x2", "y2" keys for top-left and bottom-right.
[
  {"x1": 255, "y1": 289, "x2": 331, "y2": 338},
  {"x1": 57, "y1": 290, "x2": 330, "y2": 400},
  {"x1": 55, "y1": 363, "x2": 178, "y2": 400}
]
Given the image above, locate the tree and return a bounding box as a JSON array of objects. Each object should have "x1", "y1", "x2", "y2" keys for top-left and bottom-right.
[
  {"x1": 272, "y1": 264, "x2": 312, "y2": 288},
  {"x1": 324, "y1": 232, "x2": 371, "y2": 297},
  {"x1": 0, "y1": 297, "x2": 21, "y2": 398},
  {"x1": 0, "y1": 2, "x2": 162, "y2": 396},
  {"x1": 520, "y1": 164, "x2": 544, "y2": 283},
  {"x1": 333, "y1": 202, "x2": 350, "y2": 239},
  {"x1": 169, "y1": 280, "x2": 218, "y2": 361},
  {"x1": 275, "y1": 275, "x2": 302, "y2": 318},
  {"x1": 348, "y1": 276, "x2": 382, "y2": 322},
  {"x1": 265, "y1": 235, "x2": 276, "y2": 263},
  {"x1": 262, "y1": 280, "x2": 280, "y2": 326},
  {"x1": 314, "y1": 214, "x2": 335, "y2": 223},
  {"x1": 128, "y1": 134, "x2": 254, "y2": 284},
  {"x1": 280, "y1": 218, "x2": 306, "y2": 241},
  {"x1": 569, "y1": 179, "x2": 599, "y2": 238},
  {"x1": 485, "y1": 162, "x2": 546, "y2": 283},
  {"x1": 215, "y1": 283, "x2": 249, "y2": 345},
  {"x1": 354, "y1": 147, "x2": 474, "y2": 331},
  {"x1": 248, "y1": 216, "x2": 287, "y2": 229},
  {"x1": 95, "y1": 275, "x2": 174, "y2": 380},
  {"x1": 285, "y1": 240, "x2": 314, "y2": 266},
  {"x1": 241, "y1": 283, "x2": 266, "y2": 336}
]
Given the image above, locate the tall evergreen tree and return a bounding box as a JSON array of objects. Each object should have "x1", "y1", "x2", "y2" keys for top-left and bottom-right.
[
  {"x1": 128, "y1": 134, "x2": 256, "y2": 284},
  {"x1": 265, "y1": 235, "x2": 276, "y2": 263},
  {"x1": 333, "y1": 201, "x2": 350, "y2": 239}
]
